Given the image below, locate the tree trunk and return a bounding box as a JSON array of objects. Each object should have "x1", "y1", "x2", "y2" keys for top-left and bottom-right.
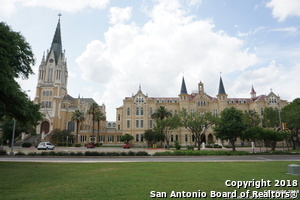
[
  {"x1": 97, "y1": 121, "x2": 100, "y2": 144},
  {"x1": 76, "y1": 122, "x2": 79, "y2": 144},
  {"x1": 230, "y1": 139, "x2": 236, "y2": 151},
  {"x1": 271, "y1": 141, "x2": 277, "y2": 151},
  {"x1": 197, "y1": 141, "x2": 201, "y2": 150}
]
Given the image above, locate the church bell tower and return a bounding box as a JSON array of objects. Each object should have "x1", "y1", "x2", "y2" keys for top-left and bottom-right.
[{"x1": 34, "y1": 15, "x2": 68, "y2": 134}]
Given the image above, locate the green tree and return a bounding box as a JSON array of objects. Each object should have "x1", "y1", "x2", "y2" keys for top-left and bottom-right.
[
  {"x1": 120, "y1": 133, "x2": 134, "y2": 144},
  {"x1": 155, "y1": 115, "x2": 181, "y2": 149},
  {"x1": 244, "y1": 110, "x2": 260, "y2": 127},
  {"x1": 263, "y1": 107, "x2": 280, "y2": 129},
  {"x1": 151, "y1": 106, "x2": 172, "y2": 120},
  {"x1": 0, "y1": 117, "x2": 37, "y2": 145},
  {"x1": 71, "y1": 110, "x2": 85, "y2": 143},
  {"x1": 262, "y1": 129, "x2": 287, "y2": 151},
  {"x1": 0, "y1": 22, "x2": 41, "y2": 123},
  {"x1": 50, "y1": 129, "x2": 73, "y2": 145},
  {"x1": 214, "y1": 107, "x2": 247, "y2": 151},
  {"x1": 94, "y1": 109, "x2": 106, "y2": 144},
  {"x1": 88, "y1": 103, "x2": 99, "y2": 142},
  {"x1": 242, "y1": 126, "x2": 265, "y2": 151},
  {"x1": 144, "y1": 129, "x2": 164, "y2": 147},
  {"x1": 282, "y1": 98, "x2": 300, "y2": 149},
  {"x1": 180, "y1": 109, "x2": 216, "y2": 150}
]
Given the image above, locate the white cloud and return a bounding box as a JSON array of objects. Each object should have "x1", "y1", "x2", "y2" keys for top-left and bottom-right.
[
  {"x1": 0, "y1": 0, "x2": 18, "y2": 17},
  {"x1": 109, "y1": 7, "x2": 132, "y2": 25},
  {"x1": 232, "y1": 60, "x2": 300, "y2": 101},
  {"x1": 0, "y1": 0, "x2": 109, "y2": 16},
  {"x1": 76, "y1": 0, "x2": 257, "y2": 120},
  {"x1": 267, "y1": 0, "x2": 300, "y2": 22},
  {"x1": 270, "y1": 27, "x2": 298, "y2": 33}
]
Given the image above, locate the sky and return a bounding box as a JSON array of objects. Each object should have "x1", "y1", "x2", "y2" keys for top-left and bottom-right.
[{"x1": 1, "y1": 0, "x2": 300, "y2": 121}]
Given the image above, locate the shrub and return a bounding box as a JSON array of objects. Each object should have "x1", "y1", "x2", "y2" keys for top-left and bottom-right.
[
  {"x1": 136, "y1": 151, "x2": 149, "y2": 156},
  {"x1": 186, "y1": 145, "x2": 194, "y2": 150},
  {"x1": 0, "y1": 149, "x2": 7, "y2": 156},
  {"x1": 27, "y1": 152, "x2": 38, "y2": 156},
  {"x1": 57, "y1": 142, "x2": 72, "y2": 147},
  {"x1": 15, "y1": 151, "x2": 26, "y2": 156},
  {"x1": 127, "y1": 151, "x2": 136, "y2": 156},
  {"x1": 22, "y1": 142, "x2": 32, "y2": 148},
  {"x1": 85, "y1": 151, "x2": 100, "y2": 156},
  {"x1": 174, "y1": 140, "x2": 181, "y2": 150},
  {"x1": 74, "y1": 143, "x2": 81, "y2": 147}
]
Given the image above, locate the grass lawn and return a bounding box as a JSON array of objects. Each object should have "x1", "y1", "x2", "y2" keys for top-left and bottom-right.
[{"x1": 0, "y1": 161, "x2": 299, "y2": 200}]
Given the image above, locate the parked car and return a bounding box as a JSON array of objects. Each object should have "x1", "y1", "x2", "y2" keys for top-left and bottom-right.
[
  {"x1": 123, "y1": 144, "x2": 130, "y2": 149},
  {"x1": 37, "y1": 142, "x2": 55, "y2": 150},
  {"x1": 86, "y1": 142, "x2": 95, "y2": 148}
]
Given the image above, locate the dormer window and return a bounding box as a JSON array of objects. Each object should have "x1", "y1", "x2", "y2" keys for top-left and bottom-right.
[{"x1": 269, "y1": 96, "x2": 277, "y2": 104}]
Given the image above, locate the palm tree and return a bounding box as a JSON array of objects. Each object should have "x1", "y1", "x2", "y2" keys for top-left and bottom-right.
[
  {"x1": 88, "y1": 103, "x2": 99, "y2": 142},
  {"x1": 71, "y1": 110, "x2": 85, "y2": 143},
  {"x1": 151, "y1": 106, "x2": 172, "y2": 120},
  {"x1": 94, "y1": 109, "x2": 106, "y2": 144}
]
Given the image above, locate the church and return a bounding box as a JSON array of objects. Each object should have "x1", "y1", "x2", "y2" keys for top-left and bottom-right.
[{"x1": 34, "y1": 17, "x2": 122, "y2": 145}]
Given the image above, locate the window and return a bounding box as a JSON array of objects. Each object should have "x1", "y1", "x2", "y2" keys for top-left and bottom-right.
[
  {"x1": 41, "y1": 101, "x2": 52, "y2": 108},
  {"x1": 118, "y1": 114, "x2": 120, "y2": 121},
  {"x1": 136, "y1": 107, "x2": 139, "y2": 115},
  {"x1": 141, "y1": 134, "x2": 144, "y2": 142},
  {"x1": 118, "y1": 124, "x2": 120, "y2": 130},
  {"x1": 171, "y1": 135, "x2": 174, "y2": 142},
  {"x1": 67, "y1": 121, "x2": 75, "y2": 132},
  {"x1": 175, "y1": 135, "x2": 178, "y2": 141},
  {"x1": 213, "y1": 110, "x2": 218, "y2": 117},
  {"x1": 136, "y1": 134, "x2": 139, "y2": 142},
  {"x1": 185, "y1": 134, "x2": 188, "y2": 142},
  {"x1": 136, "y1": 120, "x2": 139, "y2": 128},
  {"x1": 117, "y1": 135, "x2": 122, "y2": 142},
  {"x1": 99, "y1": 135, "x2": 105, "y2": 142},
  {"x1": 126, "y1": 120, "x2": 130, "y2": 128},
  {"x1": 140, "y1": 107, "x2": 144, "y2": 115},
  {"x1": 141, "y1": 120, "x2": 144, "y2": 128},
  {"x1": 149, "y1": 108, "x2": 153, "y2": 116},
  {"x1": 80, "y1": 135, "x2": 87, "y2": 142},
  {"x1": 149, "y1": 120, "x2": 153, "y2": 129},
  {"x1": 127, "y1": 108, "x2": 130, "y2": 116},
  {"x1": 108, "y1": 135, "x2": 114, "y2": 142}
]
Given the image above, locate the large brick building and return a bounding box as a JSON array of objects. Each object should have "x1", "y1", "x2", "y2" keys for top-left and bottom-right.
[{"x1": 116, "y1": 77, "x2": 288, "y2": 147}]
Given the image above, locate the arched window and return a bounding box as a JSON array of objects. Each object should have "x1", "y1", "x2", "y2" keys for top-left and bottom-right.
[
  {"x1": 136, "y1": 107, "x2": 139, "y2": 115},
  {"x1": 67, "y1": 121, "x2": 75, "y2": 132},
  {"x1": 127, "y1": 108, "x2": 130, "y2": 116}
]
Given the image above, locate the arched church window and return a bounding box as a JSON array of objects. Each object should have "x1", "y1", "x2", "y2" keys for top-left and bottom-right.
[{"x1": 67, "y1": 121, "x2": 75, "y2": 132}]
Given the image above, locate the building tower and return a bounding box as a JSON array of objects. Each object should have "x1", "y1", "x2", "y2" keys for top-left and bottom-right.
[
  {"x1": 217, "y1": 76, "x2": 228, "y2": 112},
  {"x1": 179, "y1": 77, "x2": 189, "y2": 110},
  {"x1": 34, "y1": 16, "x2": 68, "y2": 135}
]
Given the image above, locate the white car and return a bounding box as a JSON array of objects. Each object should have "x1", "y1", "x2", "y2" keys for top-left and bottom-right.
[{"x1": 37, "y1": 142, "x2": 55, "y2": 150}]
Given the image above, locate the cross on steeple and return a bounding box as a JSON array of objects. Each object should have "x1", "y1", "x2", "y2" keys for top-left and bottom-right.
[{"x1": 58, "y1": 13, "x2": 62, "y2": 20}]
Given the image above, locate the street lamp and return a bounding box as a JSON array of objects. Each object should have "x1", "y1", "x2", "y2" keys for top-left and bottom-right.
[{"x1": 10, "y1": 119, "x2": 16, "y2": 156}]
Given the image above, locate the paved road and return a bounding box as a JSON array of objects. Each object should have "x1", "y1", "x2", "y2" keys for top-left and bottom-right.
[{"x1": 0, "y1": 155, "x2": 299, "y2": 163}]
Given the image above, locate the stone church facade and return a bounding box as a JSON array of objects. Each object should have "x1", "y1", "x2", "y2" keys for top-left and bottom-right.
[
  {"x1": 34, "y1": 18, "x2": 122, "y2": 145},
  {"x1": 116, "y1": 77, "x2": 288, "y2": 147}
]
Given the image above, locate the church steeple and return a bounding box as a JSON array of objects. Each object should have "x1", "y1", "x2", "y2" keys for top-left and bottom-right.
[
  {"x1": 218, "y1": 76, "x2": 226, "y2": 95},
  {"x1": 180, "y1": 77, "x2": 188, "y2": 94},
  {"x1": 47, "y1": 15, "x2": 63, "y2": 64},
  {"x1": 250, "y1": 85, "x2": 256, "y2": 98}
]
